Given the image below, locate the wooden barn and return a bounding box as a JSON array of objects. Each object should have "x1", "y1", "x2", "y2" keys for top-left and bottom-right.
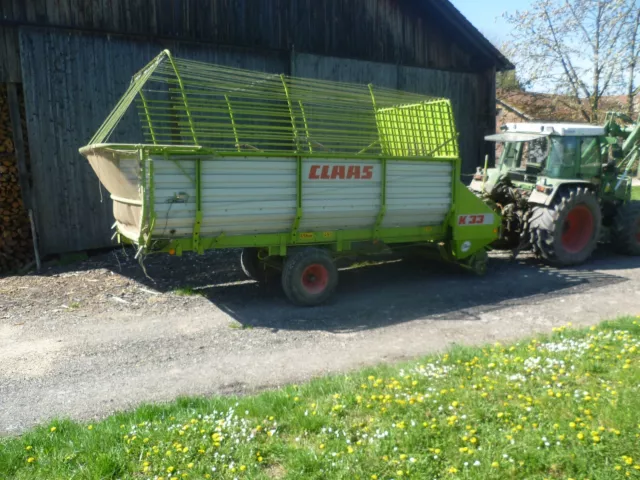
[{"x1": 0, "y1": 0, "x2": 513, "y2": 261}]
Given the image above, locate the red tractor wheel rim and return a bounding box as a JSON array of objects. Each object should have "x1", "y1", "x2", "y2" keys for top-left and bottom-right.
[
  {"x1": 301, "y1": 264, "x2": 329, "y2": 294},
  {"x1": 562, "y1": 205, "x2": 594, "y2": 254}
]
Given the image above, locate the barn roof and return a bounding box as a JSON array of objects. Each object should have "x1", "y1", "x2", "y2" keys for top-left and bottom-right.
[{"x1": 419, "y1": 0, "x2": 515, "y2": 72}]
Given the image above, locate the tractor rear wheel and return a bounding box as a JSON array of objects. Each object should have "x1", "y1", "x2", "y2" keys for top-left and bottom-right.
[
  {"x1": 282, "y1": 248, "x2": 338, "y2": 306},
  {"x1": 240, "y1": 247, "x2": 279, "y2": 283},
  {"x1": 612, "y1": 201, "x2": 640, "y2": 256},
  {"x1": 529, "y1": 187, "x2": 601, "y2": 266}
]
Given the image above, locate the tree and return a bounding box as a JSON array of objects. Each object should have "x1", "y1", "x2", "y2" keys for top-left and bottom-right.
[
  {"x1": 625, "y1": 6, "x2": 640, "y2": 117},
  {"x1": 495, "y1": 42, "x2": 526, "y2": 92},
  {"x1": 505, "y1": 0, "x2": 640, "y2": 122},
  {"x1": 497, "y1": 69, "x2": 525, "y2": 92}
]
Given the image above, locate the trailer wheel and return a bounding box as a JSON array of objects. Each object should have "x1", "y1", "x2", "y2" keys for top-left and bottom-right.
[
  {"x1": 529, "y1": 187, "x2": 601, "y2": 266},
  {"x1": 282, "y1": 249, "x2": 338, "y2": 306},
  {"x1": 241, "y1": 248, "x2": 278, "y2": 283},
  {"x1": 612, "y1": 201, "x2": 640, "y2": 256}
]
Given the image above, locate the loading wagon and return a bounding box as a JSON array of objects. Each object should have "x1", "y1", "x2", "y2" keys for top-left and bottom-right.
[{"x1": 79, "y1": 51, "x2": 500, "y2": 305}]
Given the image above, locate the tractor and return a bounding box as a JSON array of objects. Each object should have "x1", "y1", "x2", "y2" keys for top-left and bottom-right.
[{"x1": 470, "y1": 113, "x2": 640, "y2": 266}]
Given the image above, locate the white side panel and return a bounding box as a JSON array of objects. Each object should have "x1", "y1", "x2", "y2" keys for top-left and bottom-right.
[
  {"x1": 151, "y1": 155, "x2": 452, "y2": 239},
  {"x1": 299, "y1": 159, "x2": 381, "y2": 231},
  {"x1": 152, "y1": 157, "x2": 197, "y2": 237},
  {"x1": 382, "y1": 162, "x2": 452, "y2": 228},
  {"x1": 152, "y1": 156, "x2": 297, "y2": 238}
]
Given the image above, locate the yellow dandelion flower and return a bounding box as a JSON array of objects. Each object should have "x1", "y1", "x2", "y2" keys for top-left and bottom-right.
[
  {"x1": 27, "y1": 457, "x2": 35, "y2": 463},
  {"x1": 240, "y1": 465, "x2": 247, "y2": 471},
  {"x1": 492, "y1": 461, "x2": 500, "y2": 468},
  {"x1": 50, "y1": 427, "x2": 57, "y2": 433},
  {"x1": 448, "y1": 467, "x2": 458, "y2": 474},
  {"x1": 577, "y1": 433, "x2": 585, "y2": 440}
]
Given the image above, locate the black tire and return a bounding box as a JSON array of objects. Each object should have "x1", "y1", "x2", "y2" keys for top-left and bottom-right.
[
  {"x1": 529, "y1": 187, "x2": 602, "y2": 266},
  {"x1": 281, "y1": 248, "x2": 338, "y2": 306},
  {"x1": 240, "y1": 248, "x2": 278, "y2": 283},
  {"x1": 612, "y1": 201, "x2": 640, "y2": 256}
]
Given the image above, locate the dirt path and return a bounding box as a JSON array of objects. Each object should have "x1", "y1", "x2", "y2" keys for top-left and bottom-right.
[{"x1": 1, "y1": 248, "x2": 639, "y2": 435}]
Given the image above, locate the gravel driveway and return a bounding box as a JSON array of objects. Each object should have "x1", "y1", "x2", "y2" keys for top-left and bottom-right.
[{"x1": 1, "y1": 247, "x2": 639, "y2": 435}]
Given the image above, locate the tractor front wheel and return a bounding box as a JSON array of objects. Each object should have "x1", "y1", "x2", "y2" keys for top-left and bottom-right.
[
  {"x1": 529, "y1": 187, "x2": 602, "y2": 266},
  {"x1": 612, "y1": 201, "x2": 640, "y2": 256},
  {"x1": 282, "y1": 248, "x2": 338, "y2": 306}
]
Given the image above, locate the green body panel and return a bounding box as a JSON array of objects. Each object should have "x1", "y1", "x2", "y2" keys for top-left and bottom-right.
[{"x1": 449, "y1": 180, "x2": 501, "y2": 257}]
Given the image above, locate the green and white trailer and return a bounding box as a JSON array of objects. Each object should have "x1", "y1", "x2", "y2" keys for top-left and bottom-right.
[{"x1": 79, "y1": 51, "x2": 500, "y2": 306}]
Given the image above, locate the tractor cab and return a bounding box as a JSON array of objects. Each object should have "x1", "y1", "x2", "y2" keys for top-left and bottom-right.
[{"x1": 470, "y1": 122, "x2": 609, "y2": 196}]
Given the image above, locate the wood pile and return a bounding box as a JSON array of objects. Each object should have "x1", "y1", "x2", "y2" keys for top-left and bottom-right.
[{"x1": 0, "y1": 84, "x2": 32, "y2": 273}]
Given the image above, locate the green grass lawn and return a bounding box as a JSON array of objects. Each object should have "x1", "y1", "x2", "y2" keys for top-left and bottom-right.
[
  {"x1": 633, "y1": 185, "x2": 640, "y2": 200},
  {"x1": 2, "y1": 319, "x2": 640, "y2": 480}
]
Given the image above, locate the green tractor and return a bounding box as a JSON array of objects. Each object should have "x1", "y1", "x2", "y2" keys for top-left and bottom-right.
[{"x1": 470, "y1": 113, "x2": 640, "y2": 266}]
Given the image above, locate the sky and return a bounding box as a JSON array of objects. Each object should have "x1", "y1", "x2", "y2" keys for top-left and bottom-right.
[{"x1": 450, "y1": 0, "x2": 531, "y2": 45}]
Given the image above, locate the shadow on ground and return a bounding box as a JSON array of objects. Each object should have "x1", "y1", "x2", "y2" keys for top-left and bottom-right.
[{"x1": 14, "y1": 244, "x2": 638, "y2": 333}]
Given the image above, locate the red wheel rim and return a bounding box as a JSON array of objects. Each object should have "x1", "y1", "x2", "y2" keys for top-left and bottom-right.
[
  {"x1": 301, "y1": 264, "x2": 329, "y2": 294},
  {"x1": 561, "y1": 205, "x2": 594, "y2": 254}
]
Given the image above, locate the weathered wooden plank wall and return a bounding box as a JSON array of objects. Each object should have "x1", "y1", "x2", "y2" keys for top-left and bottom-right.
[
  {"x1": 1, "y1": 0, "x2": 497, "y2": 84},
  {"x1": 0, "y1": 27, "x2": 21, "y2": 82},
  {"x1": 398, "y1": 66, "x2": 482, "y2": 173},
  {"x1": 0, "y1": 0, "x2": 506, "y2": 254},
  {"x1": 19, "y1": 29, "x2": 287, "y2": 255}
]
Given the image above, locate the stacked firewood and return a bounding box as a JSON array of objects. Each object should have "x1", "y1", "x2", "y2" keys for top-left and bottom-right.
[{"x1": 0, "y1": 84, "x2": 32, "y2": 273}]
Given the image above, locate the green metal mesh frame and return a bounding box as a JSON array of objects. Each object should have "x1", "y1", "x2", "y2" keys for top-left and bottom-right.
[{"x1": 88, "y1": 50, "x2": 460, "y2": 158}]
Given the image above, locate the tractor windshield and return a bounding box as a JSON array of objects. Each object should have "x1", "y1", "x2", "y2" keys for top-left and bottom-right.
[
  {"x1": 546, "y1": 136, "x2": 579, "y2": 178},
  {"x1": 490, "y1": 136, "x2": 550, "y2": 172}
]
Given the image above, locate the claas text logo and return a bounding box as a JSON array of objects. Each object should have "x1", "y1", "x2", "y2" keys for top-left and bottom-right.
[{"x1": 308, "y1": 165, "x2": 374, "y2": 180}]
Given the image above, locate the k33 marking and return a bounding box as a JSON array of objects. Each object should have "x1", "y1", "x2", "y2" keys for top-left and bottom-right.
[{"x1": 458, "y1": 214, "x2": 494, "y2": 226}]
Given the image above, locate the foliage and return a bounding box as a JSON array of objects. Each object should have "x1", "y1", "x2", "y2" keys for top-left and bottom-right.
[
  {"x1": 505, "y1": 0, "x2": 640, "y2": 122},
  {"x1": 497, "y1": 70, "x2": 525, "y2": 92}
]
